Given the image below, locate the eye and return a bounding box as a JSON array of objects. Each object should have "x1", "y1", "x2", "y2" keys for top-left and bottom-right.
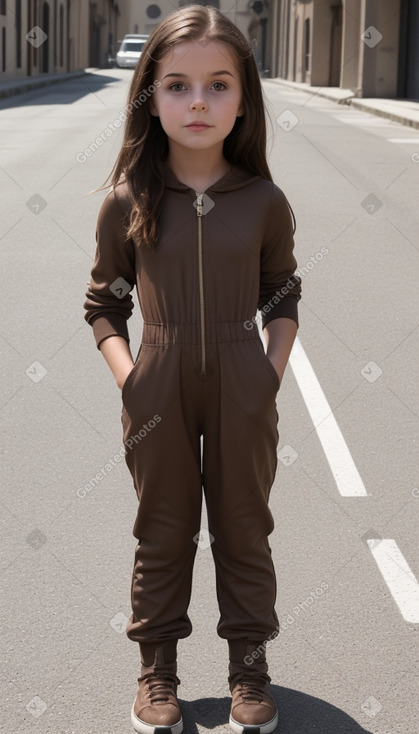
[
  {"x1": 168, "y1": 80, "x2": 228, "y2": 92},
  {"x1": 169, "y1": 83, "x2": 186, "y2": 92}
]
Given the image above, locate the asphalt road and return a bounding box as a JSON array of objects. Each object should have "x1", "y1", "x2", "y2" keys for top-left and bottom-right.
[{"x1": 1, "y1": 69, "x2": 418, "y2": 734}]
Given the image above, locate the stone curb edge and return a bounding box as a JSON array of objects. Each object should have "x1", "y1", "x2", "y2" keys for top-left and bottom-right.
[{"x1": 265, "y1": 77, "x2": 419, "y2": 131}]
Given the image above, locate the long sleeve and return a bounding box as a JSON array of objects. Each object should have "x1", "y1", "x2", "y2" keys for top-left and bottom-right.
[
  {"x1": 258, "y1": 184, "x2": 302, "y2": 329},
  {"x1": 83, "y1": 186, "x2": 136, "y2": 349}
]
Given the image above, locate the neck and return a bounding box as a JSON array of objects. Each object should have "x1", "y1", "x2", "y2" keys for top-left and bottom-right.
[{"x1": 166, "y1": 143, "x2": 230, "y2": 185}]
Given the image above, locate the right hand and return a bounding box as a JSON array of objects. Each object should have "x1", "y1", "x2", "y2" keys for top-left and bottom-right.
[
  {"x1": 117, "y1": 364, "x2": 135, "y2": 391},
  {"x1": 99, "y1": 336, "x2": 135, "y2": 390}
]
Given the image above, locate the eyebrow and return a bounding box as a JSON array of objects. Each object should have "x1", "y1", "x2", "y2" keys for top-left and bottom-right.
[{"x1": 162, "y1": 70, "x2": 235, "y2": 80}]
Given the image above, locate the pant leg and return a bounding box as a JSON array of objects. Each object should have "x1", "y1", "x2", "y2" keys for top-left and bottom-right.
[
  {"x1": 202, "y1": 338, "x2": 280, "y2": 641},
  {"x1": 121, "y1": 343, "x2": 203, "y2": 644}
]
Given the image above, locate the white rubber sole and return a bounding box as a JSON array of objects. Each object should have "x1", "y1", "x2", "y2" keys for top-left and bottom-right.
[
  {"x1": 131, "y1": 703, "x2": 183, "y2": 734},
  {"x1": 229, "y1": 710, "x2": 278, "y2": 734}
]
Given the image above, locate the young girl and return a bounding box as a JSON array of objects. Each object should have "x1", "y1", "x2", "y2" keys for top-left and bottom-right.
[{"x1": 84, "y1": 5, "x2": 301, "y2": 733}]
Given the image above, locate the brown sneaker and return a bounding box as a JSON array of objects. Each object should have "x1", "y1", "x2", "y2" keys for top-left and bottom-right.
[
  {"x1": 131, "y1": 640, "x2": 183, "y2": 734},
  {"x1": 228, "y1": 641, "x2": 278, "y2": 733}
]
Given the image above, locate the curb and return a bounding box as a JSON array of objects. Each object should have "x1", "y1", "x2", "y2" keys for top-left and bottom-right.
[
  {"x1": 0, "y1": 69, "x2": 93, "y2": 100},
  {"x1": 265, "y1": 77, "x2": 419, "y2": 130},
  {"x1": 265, "y1": 77, "x2": 355, "y2": 105},
  {"x1": 350, "y1": 99, "x2": 419, "y2": 131}
]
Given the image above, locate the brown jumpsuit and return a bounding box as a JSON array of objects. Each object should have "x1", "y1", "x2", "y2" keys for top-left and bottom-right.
[{"x1": 84, "y1": 163, "x2": 301, "y2": 646}]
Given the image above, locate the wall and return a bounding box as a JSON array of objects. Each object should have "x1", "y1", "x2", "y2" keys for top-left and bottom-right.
[
  {"x1": 122, "y1": 0, "x2": 255, "y2": 51},
  {"x1": 0, "y1": 0, "x2": 123, "y2": 82},
  {"x1": 359, "y1": 0, "x2": 400, "y2": 97},
  {"x1": 340, "y1": 0, "x2": 360, "y2": 93},
  {"x1": 275, "y1": 0, "x2": 405, "y2": 98}
]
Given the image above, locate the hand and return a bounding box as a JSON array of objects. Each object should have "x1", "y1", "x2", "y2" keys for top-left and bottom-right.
[
  {"x1": 117, "y1": 364, "x2": 135, "y2": 390},
  {"x1": 267, "y1": 358, "x2": 281, "y2": 387},
  {"x1": 264, "y1": 317, "x2": 298, "y2": 387},
  {"x1": 99, "y1": 336, "x2": 135, "y2": 390}
]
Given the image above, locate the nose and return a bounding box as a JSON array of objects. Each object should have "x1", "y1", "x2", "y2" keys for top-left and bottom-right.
[{"x1": 189, "y1": 87, "x2": 208, "y2": 112}]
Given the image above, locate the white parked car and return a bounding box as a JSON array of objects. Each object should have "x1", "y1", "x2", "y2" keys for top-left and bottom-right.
[{"x1": 116, "y1": 35, "x2": 149, "y2": 69}]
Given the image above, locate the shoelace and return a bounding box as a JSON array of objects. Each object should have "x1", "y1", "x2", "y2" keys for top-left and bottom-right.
[
  {"x1": 231, "y1": 672, "x2": 271, "y2": 704},
  {"x1": 139, "y1": 671, "x2": 180, "y2": 705}
]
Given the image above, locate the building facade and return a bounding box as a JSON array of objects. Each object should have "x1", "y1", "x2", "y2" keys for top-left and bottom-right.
[
  {"x1": 1, "y1": 0, "x2": 418, "y2": 100},
  {"x1": 272, "y1": 0, "x2": 419, "y2": 99},
  {"x1": 112, "y1": 0, "x2": 419, "y2": 97},
  {"x1": 0, "y1": 0, "x2": 126, "y2": 82},
  {"x1": 119, "y1": 0, "x2": 267, "y2": 71}
]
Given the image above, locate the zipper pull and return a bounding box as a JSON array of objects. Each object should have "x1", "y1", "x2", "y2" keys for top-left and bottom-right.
[{"x1": 196, "y1": 193, "x2": 203, "y2": 217}]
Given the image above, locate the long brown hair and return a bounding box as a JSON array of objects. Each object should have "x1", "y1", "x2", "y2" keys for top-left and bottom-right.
[{"x1": 106, "y1": 4, "x2": 293, "y2": 247}]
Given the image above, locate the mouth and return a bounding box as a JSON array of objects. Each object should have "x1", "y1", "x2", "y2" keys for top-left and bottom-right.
[{"x1": 186, "y1": 122, "x2": 211, "y2": 129}]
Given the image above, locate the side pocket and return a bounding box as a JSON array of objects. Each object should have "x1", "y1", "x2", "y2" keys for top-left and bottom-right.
[
  {"x1": 264, "y1": 355, "x2": 281, "y2": 392},
  {"x1": 256, "y1": 342, "x2": 281, "y2": 392},
  {"x1": 121, "y1": 346, "x2": 142, "y2": 405}
]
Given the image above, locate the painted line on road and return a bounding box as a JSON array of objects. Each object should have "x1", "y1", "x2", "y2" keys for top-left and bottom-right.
[
  {"x1": 332, "y1": 114, "x2": 390, "y2": 126},
  {"x1": 289, "y1": 337, "x2": 367, "y2": 497},
  {"x1": 387, "y1": 138, "x2": 419, "y2": 143},
  {"x1": 367, "y1": 539, "x2": 419, "y2": 623}
]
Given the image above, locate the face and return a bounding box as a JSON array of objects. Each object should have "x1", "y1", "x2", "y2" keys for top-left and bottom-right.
[{"x1": 150, "y1": 39, "x2": 244, "y2": 154}]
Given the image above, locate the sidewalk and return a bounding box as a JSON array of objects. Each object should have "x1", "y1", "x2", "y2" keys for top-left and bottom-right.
[
  {"x1": 267, "y1": 78, "x2": 419, "y2": 130},
  {"x1": 0, "y1": 69, "x2": 93, "y2": 99}
]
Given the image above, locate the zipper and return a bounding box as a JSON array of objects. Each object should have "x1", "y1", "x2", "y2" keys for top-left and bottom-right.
[{"x1": 195, "y1": 192, "x2": 206, "y2": 374}]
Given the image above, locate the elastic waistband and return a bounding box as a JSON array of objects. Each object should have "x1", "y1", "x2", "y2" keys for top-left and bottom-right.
[{"x1": 142, "y1": 321, "x2": 259, "y2": 345}]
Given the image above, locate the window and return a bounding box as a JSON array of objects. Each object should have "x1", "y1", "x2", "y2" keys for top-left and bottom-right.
[
  {"x1": 59, "y1": 3, "x2": 63, "y2": 66},
  {"x1": 1, "y1": 26, "x2": 5, "y2": 71},
  {"x1": 304, "y1": 17, "x2": 310, "y2": 73},
  {"x1": 120, "y1": 40, "x2": 146, "y2": 53},
  {"x1": 0, "y1": 0, "x2": 6, "y2": 15},
  {"x1": 16, "y1": 0, "x2": 22, "y2": 67}
]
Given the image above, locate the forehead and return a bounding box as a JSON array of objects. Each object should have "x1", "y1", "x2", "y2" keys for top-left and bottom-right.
[{"x1": 157, "y1": 39, "x2": 239, "y2": 75}]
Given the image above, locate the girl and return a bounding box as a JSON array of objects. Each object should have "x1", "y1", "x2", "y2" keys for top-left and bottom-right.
[{"x1": 84, "y1": 5, "x2": 301, "y2": 734}]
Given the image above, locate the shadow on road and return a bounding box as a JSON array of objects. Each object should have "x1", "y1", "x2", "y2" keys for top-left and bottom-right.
[
  {"x1": 0, "y1": 70, "x2": 131, "y2": 109},
  {"x1": 179, "y1": 686, "x2": 374, "y2": 733}
]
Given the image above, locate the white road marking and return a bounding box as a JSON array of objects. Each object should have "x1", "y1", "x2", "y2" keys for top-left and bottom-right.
[
  {"x1": 332, "y1": 114, "x2": 390, "y2": 126},
  {"x1": 289, "y1": 337, "x2": 367, "y2": 496},
  {"x1": 387, "y1": 138, "x2": 419, "y2": 143},
  {"x1": 367, "y1": 539, "x2": 419, "y2": 623}
]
